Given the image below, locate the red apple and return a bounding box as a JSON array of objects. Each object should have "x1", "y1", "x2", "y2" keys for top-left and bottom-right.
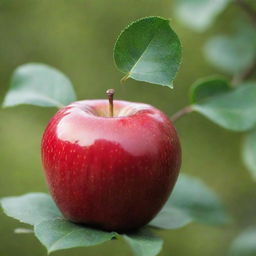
[{"x1": 41, "y1": 97, "x2": 181, "y2": 231}]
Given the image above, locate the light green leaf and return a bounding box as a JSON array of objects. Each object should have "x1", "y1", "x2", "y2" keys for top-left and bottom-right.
[
  {"x1": 174, "y1": 0, "x2": 229, "y2": 32},
  {"x1": 193, "y1": 81, "x2": 256, "y2": 131},
  {"x1": 204, "y1": 28, "x2": 256, "y2": 74},
  {"x1": 123, "y1": 228, "x2": 163, "y2": 256},
  {"x1": 190, "y1": 76, "x2": 231, "y2": 103},
  {"x1": 170, "y1": 174, "x2": 230, "y2": 224},
  {"x1": 114, "y1": 16, "x2": 182, "y2": 88},
  {"x1": 35, "y1": 219, "x2": 116, "y2": 253},
  {"x1": 242, "y1": 129, "x2": 256, "y2": 180},
  {"x1": 150, "y1": 174, "x2": 230, "y2": 229},
  {"x1": 1, "y1": 193, "x2": 62, "y2": 225},
  {"x1": 2, "y1": 63, "x2": 76, "y2": 108},
  {"x1": 229, "y1": 228, "x2": 256, "y2": 256},
  {"x1": 149, "y1": 207, "x2": 192, "y2": 229}
]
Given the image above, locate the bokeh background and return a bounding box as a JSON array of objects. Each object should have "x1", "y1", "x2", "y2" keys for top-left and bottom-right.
[{"x1": 0, "y1": 0, "x2": 255, "y2": 255}]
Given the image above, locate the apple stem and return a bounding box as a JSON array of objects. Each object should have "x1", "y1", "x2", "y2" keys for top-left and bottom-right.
[{"x1": 106, "y1": 89, "x2": 115, "y2": 117}]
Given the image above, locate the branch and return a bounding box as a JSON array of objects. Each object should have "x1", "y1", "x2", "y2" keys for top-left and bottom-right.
[
  {"x1": 171, "y1": 106, "x2": 193, "y2": 122},
  {"x1": 235, "y1": 0, "x2": 256, "y2": 26}
]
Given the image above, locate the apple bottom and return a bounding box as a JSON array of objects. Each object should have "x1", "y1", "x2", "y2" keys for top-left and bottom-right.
[{"x1": 44, "y1": 139, "x2": 179, "y2": 232}]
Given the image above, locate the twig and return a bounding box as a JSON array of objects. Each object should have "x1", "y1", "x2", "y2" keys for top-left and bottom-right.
[
  {"x1": 232, "y1": 60, "x2": 256, "y2": 85},
  {"x1": 235, "y1": 0, "x2": 256, "y2": 26},
  {"x1": 171, "y1": 105, "x2": 193, "y2": 122}
]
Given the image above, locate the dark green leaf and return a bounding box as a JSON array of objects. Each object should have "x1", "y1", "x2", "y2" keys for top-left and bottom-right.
[
  {"x1": 114, "y1": 16, "x2": 182, "y2": 88},
  {"x1": 123, "y1": 228, "x2": 163, "y2": 256},
  {"x1": 204, "y1": 27, "x2": 256, "y2": 74},
  {"x1": 190, "y1": 76, "x2": 230, "y2": 103},
  {"x1": 1, "y1": 193, "x2": 62, "y2": 225},
  {"x1": 2, "y1": 63, "x2": 76, "y2": 108},
  {"x1": 229, "y1": 228, "x2": 256, "y2": 256},
  {"x1": 174, "y1": 0, "x2": 229, "y2": 32},
  {"x1": 150, "y1": 174, "x2": 230, "y2": 229},
  {"x1": 193, "y1": 81, "x2": 256, "y2": 131},
  {"x1": 35, "y1": 219, "x2": 116, "y2": 253},
  {"x1": 242, "y1": 129, "x2": 256, "y2": 180}
]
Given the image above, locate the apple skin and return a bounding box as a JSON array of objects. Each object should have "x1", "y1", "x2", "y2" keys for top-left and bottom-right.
[{"x1": 41, "y1": 100, "x2": 181, "y2": 232}]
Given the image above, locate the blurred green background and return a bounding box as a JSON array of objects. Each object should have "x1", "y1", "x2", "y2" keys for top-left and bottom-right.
[{"x1": 0, "y1": 0, "x2": 255, "y2": 255}]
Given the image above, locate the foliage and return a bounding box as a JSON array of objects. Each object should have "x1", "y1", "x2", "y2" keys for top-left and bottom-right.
[
  {"x1": 229, "y1": 228, "x2": 256, "y2": 256},
  {"x1": 114, "y1": 16, "x2": 181, "y2": 88},
  {"x1": 192, "y1": 80, "x2": 256, "y2": 131},
  {"x1": 150, "y1": 174, "x2": 230, "y2": 229},
  {"x1": 204, "y1": 25, "x2": 256, "y2": 74},
  {"x1": 2, "y1": 63, "x2": 76, "y2": 108},
  {"x1": 1, "y1": 0, "x2": 256, "y2": 252},
  {"x1": 173, "y1": 0, "x2": 230, "y2": 32},
  {"x1": 1, "y1": 174, "x2": 229, "y2": 255},
  {"x1": 172, "y1": 0, "x2": 256, "y2": 253},
  {"x1": 189, "y1": 76, "x2": 231, "y2": 103}
]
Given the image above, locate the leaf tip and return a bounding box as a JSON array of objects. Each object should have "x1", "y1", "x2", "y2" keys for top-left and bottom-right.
[{"x1": 165, "y1": 83, "x2": 174, "y2": 89}]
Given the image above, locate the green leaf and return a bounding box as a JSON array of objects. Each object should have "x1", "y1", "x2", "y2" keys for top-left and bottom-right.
[
  {"x1": 35, "y1": 219, "x2": 116, "y2": 253},
  {"x1": 204, "y1": 28, "x2": 256, "y2": 74},
  {"x1": 190, "y1": 76, "x2": 231, "y2": 103},
  {"x1": 170, "y1": 174, "x2": 230, "y2": 224},
  {"x1": 193, "y1": 81, "x2": 256, "y2": 131},
  {"x1": 114, "y1": 16, "x2": 182, "y2": 88},
  {"x1": 150, "y1": 174, "x2": 230, "y2": 229},
  {"x1": 149, "y1": 207, "x2": 192, "y2": 229},
  {"x1": 242, "y1": 129, "x2": 256, "y2": 180},
  {"x1": 123, "y1": 228, "x2": 163, "y2": 256},
  {"x1": 174, "y1": 0, "x2": 229, "y2": 32},
  {"x1": 1, "y1": 193, "x2": 62, "y2": 225},
  {"x1": 2, "y1": 63, "x2": 76, "y2": 108},
  {"x1": 229, "y1": 228, "x2": 256, "y2": 256}
]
